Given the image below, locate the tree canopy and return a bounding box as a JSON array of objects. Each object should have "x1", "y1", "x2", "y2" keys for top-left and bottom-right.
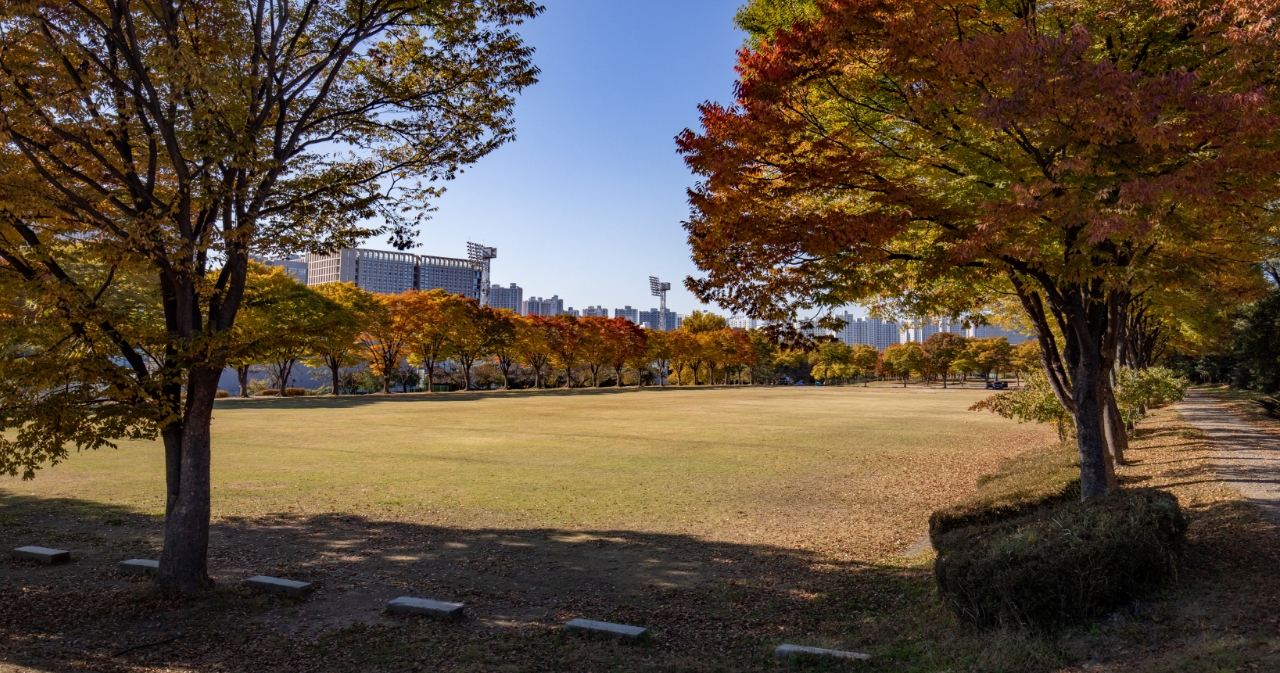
[
  {"x1": 0, "y1": 0, "x2": 540, "y2": 592},
  {"x1": 679, "y1": 0, "x2": 1280, "y2": 498}
]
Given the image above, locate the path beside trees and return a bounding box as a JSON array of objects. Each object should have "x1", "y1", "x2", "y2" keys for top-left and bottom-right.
[{"x1": 1178, "y1": 390, "x2": 1280, "y2": 524}]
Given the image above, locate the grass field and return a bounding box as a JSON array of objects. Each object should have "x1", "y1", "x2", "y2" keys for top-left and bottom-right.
[
  {"x1": 12, "y1": 384, "x2": 1054, "y2": 560},
  {"x1": 3, "y1": 385, "x2": 1278, "y2": 672}
]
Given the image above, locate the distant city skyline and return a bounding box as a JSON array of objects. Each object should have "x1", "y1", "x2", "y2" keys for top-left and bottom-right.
[{"x1": 338, "y1": 1, "x2": 748, "y2": 316}]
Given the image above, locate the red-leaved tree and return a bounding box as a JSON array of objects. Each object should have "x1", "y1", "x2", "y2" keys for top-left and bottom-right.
[{"x1": 677, "y1": 0, "x2": 1280, "y2": 498}]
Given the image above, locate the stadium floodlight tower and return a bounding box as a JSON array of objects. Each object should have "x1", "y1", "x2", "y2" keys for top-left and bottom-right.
[
  {"x1": 649, "y1": 276, "x2": 671, "y2": 331},
  {"x1": 467, "y1": 242, "x2": 497, "y2": 306}
]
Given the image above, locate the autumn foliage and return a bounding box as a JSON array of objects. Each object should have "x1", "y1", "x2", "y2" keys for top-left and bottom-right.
[{"x1": 678, "y1": 0, "x2": 1280, "y2": 498}]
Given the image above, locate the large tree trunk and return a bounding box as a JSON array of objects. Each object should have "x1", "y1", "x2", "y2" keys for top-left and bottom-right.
[
  {"x1": 159, "y1": 365, "x2": 219, "y2": 594},
  {"x1": 1070, "y1": 351, "x2": 1115, "y2": 498},
  {"x1": 329, "y1": 359, "x2": 341, "y2": 395},
  {"x1": 1102, "y1": 383, "x2": 1129, "y2": 464},
  {"x1": 1012, "y1": 273, "x2": 1120, "y2": 499},
  {"x1": 162, "y1": 422, "x2": 183, "y2": 517},
  {"x1": 237, "y1": 366, "x2": 251, "y2": 397}
]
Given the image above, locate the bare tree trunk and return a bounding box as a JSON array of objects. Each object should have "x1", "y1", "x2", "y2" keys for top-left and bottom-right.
[
  {"x1": 1102, "y1": 382, "x2": 1128, "y2": 465},
  {"x1": 328, "y1": 358, "x2": 341, "y2": 395},
  {"x1": 236, "y1": 366, "x2": 251, "y2": 397},
  {"x1": 159, "y1": 366, "x2": 219, "y2": 594},
  {"x1": 162, "y1": 423, "x2": 183, "y2": 517},
  {"x1": 1071, "y1": 356, "x2": 1117, "y2": 498}
]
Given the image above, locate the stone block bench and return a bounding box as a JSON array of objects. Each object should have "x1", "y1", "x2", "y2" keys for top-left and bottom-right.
[
  {"x1": 12, "y1": 546, "x2": 70, "y2": 565},
  {"x1": 775, "y1": 643, "x2": 871, "y2": 661},
  {"x1": 385, "y1": 597, "x2": 465, "y2": 621},
  {"x1": 563, "y1": 618, "x2": 648, "y2": 640},
  {"x1": 118, "y1": 559, "x2": 160, "y2": 576},
  {"x1": 244, "y1": 575, "x2": 313, "y2": 598}
]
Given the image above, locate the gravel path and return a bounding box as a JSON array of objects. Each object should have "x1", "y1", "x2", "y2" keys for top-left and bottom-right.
[{"x1": 1177, "y1": 389, "x2": 1280, "y2": 523}]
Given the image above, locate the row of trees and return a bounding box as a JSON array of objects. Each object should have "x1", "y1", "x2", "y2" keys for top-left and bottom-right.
[
  {"x1": 238, "y1": 266, "x2": 1045, "y2": 393},
  {"x1": 232, "y1": 267, "x2": 770, "y2": 393}
]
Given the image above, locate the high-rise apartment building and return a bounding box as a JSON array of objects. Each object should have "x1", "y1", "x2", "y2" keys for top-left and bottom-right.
[
  {"x1": 488, "y1": 283, "x2": 523, "y2": 312},
  {"x1": 614, "y1": 306, "x2": 640, "y2": 323},
  {"x1": 305, "y1": 248, "x2": 481, "y2": 297},
  {"x1": 966, "y1": 324, "x2": 1031, "y2": 344},
  {"x1": 727, "y1": 315, "x2": 767, "y2": 330},
  {"x1": 522, "y1": 295, "x2": 565, "y2": 317},
  {"x1": 582, "y1": 305, "x2": 609, "y2": 317},
  {"x1": 638, "y1": 308, "x2": 681, "y2": 331},
  {"x1": 823, "y1": 312, "x2": 901, "y2": 350}
]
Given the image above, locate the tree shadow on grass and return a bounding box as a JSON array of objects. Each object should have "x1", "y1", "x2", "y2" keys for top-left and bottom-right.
[
  {"x1": 2, "y1": 490, "x2": 1279, "y2": 673},
  {"x1": 0, "y1": 490, "x2": 931, "y2": 672}
]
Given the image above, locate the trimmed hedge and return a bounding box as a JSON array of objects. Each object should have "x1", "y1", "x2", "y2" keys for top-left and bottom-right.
[
  {"x1": 930, "y1": 441, "x2": 1080, "y2": 546},
  {"x1": 256, "y1": 389, "x2": 280, "y2": 397},
  {"x1": 283, "y1": 387, "x2": 306, "y2": 397},
  {"x1": 215, "y1": 390, "x2": 230, "y2": 399},
  {"x1": 934, "y1": 488, "x2": 1186, "y2": 629}
]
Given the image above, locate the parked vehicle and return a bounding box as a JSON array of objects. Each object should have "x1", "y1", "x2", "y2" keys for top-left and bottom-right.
[{"x1": 985, "y1": 380, "x2": 1008, "y2": 390}]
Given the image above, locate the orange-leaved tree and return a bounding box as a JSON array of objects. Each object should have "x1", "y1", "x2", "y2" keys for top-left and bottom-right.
[
  {"x1": 577, "y1": 316, "x2": 614, "y2": 388},
  {"x1": 360, "y1": 295, "x2": 409, "y2": 394},
  {"x1": 0, "y1": 0, "x2": 540, "y2": 591},
  {"x1": 607, "y1": 318, "x2": 649, "y2": 387},
  {"x1": 398, "y1": 290, "x2": 465, "y2": 393},
  {"x1": 541, "y1": 315, "x2": 582, "y2": 388}
]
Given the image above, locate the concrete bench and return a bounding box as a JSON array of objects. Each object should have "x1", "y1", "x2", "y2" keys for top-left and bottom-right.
[
  {"x1": 118, "y1": 559, "x2": 160, "y2": 576},
  {"x1": 385, "y1": 597, "x2": 465, "y2": 620},
  {"x1": 563, "y1": 618, "x2": 647, "y2": 640},
  {"x1": 12, "y1": 546, "x2": 70, "y2": 565},
  {"x1": 244, "y1": 575, "x2": 313, "y2": 597},
  {"x1": 775, "y1": 644, "x2": 871, "y2": 661}
]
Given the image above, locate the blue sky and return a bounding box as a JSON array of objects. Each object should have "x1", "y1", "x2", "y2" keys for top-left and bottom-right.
[{"x1": 392, "y1": 0, "x2": 748, "y2": 315}]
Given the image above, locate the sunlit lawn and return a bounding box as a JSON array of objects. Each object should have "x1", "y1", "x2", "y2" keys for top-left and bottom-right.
[{"x1": 10, "y1": 384, "x2": 1053, "y2": 560}]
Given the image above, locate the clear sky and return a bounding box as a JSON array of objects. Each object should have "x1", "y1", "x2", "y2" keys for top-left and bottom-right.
[{"x1": 387, "y1": 0, "x2": 749, "y2": 316}]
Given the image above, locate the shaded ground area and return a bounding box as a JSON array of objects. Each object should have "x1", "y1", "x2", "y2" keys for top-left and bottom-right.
[
  {"x1": 1178, "y1": 390, "x2": 1280, "y2": 523},
  {"x1": 0, "y1": 495, "x2": 935, "y2": 671},
  {"x1": 1, "y1": 391, "x2": 1279, "y2": 671}
]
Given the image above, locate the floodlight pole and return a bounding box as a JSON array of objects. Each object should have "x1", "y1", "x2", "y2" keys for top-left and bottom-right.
[
  {"x1": 467, "y1": 242, "x2": 498, "y2": 306},
  {"x1": 648, "y1": 275, "x2": 671, "y2": 332}
]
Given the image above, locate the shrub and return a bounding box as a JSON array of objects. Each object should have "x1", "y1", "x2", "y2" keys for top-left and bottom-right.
[
  {"x1": 256, "y1": 389, "x2": 280, "y2": 397},
  {"x1": 934, "y1": 488, "x2": 1186, "y2": 629},
  {"x1": 215, "y1": 390, "x2": 230, "y2": 399},
  {"x1": 1115, "y1": 366, "x2": 1188, "y2": 430},
  {"x1": 971, "y1": 371, "x2": 1074, "y2": 441},
  {"x1": 283, "y1": 387, "x2": 306, "y2": 397},
  {"x1": 930, "y1": 441, "x2": 1080, "y2": 545}
]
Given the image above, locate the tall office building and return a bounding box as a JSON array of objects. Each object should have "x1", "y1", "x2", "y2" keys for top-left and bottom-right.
[
  {"x1": 489, "y1": 283, "x2": 523, "y2": 312},
  {"x1": 420, "y1": 255, "x2": 480, "y2": 298},
  {"x1": 614, "y1": 306, "x2": 640, "y2": 323},
  {"x1": 306, "y1": 248, "x2": 481, "y2": 297},
  {"x1": 582, "y1": 305, "x2": 609, "y2": 317}
]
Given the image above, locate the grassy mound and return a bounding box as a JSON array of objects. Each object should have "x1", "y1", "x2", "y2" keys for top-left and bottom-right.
[
  {"x1": 929, "y1": 441, "x2": 1080, "y2": 546},
  {"x1": 934, "y1": 488, "x2": 1186, "y2": 628}
]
